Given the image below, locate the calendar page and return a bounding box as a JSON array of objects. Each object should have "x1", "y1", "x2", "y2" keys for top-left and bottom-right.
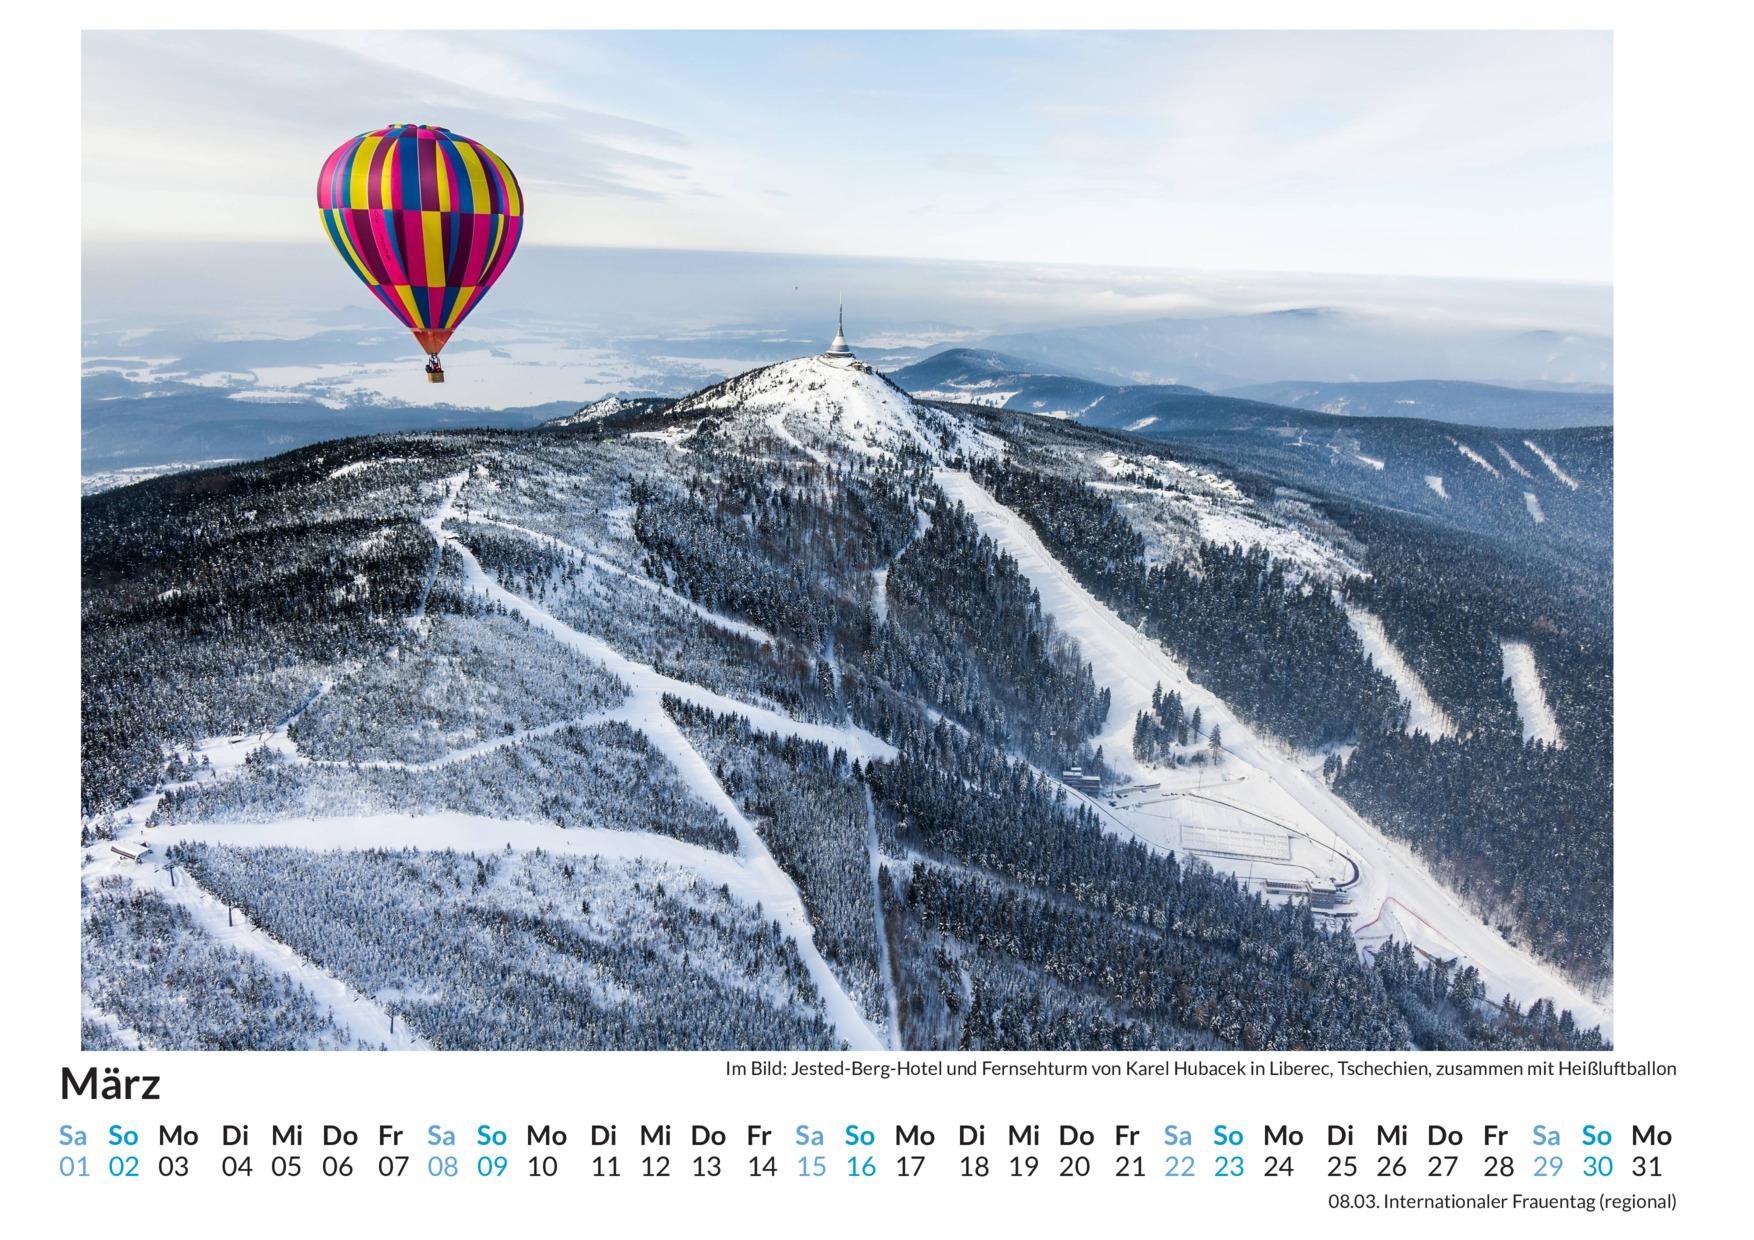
[{"x1": 12, "y1": 3, "x2": 1739, "y2": 1234}]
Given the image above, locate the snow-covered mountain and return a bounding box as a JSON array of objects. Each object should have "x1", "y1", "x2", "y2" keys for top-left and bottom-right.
[
  {"x1": 1226, "y1": 378, "x2": 1612, "y2": 429},
  {"x1": 677, "y1": 356, "x2": 934, "y2": 454},
  {"x1": 669, "y1": 355, "x2": 1003, "y2": 463},
  {"x1": 81, "y1": 348, "x2": 1612, "y2": 1053}
]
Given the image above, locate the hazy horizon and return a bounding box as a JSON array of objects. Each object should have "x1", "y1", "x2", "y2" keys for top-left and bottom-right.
[{"x1": 86, "y1": 239, "x2": 1611, "y2": 341}]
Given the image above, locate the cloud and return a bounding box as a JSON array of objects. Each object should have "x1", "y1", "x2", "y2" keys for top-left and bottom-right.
[
  {"x1": 83, "y1": 30, "x2": 707, "y2": 239},
  {"x1": 1027, "y1": 32, "x2": 1610, "y2": 198},
  {"x1": 83, "y1": 30, "x2": 1610, "y2": 285},
  {"x1": 283, "y1": 31, "x2": 687, "y2": 145}
]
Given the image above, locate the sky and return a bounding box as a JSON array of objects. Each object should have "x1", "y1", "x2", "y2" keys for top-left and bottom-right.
[{"x1": 83, "y1": 29, "x2": 1612, "y2": 287}]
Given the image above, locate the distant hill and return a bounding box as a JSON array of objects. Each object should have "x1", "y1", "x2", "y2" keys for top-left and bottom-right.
[
  {"x1": 1502, "y1": 379, "x2": 1614, "y2": 395},
  {"x1": 1225, "y1": 379, "x2": 1611, "y2": 430},
  {"x1": 889, "y1": 348, "x2": 1300, "y2": 433},
  {"x1": 888, "y1": 347, "x2": 1180, "y2": 394},
  {"x1": 1153, "y1": 416, "x2": 1613, "y2": 572}
]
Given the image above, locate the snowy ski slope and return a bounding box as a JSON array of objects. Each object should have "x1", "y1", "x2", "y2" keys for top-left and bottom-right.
[
  {"x1": 938, "y1": 469, "x2": 1610, "y2": 1034},
  {"x1": 1344, "y1": 606, "x2": 1458, "y2": 740}
]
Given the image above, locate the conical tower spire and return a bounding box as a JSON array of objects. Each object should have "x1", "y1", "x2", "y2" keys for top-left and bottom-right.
[{"x1": 825, "y1": 297, "x2": 854, "y2": 358}]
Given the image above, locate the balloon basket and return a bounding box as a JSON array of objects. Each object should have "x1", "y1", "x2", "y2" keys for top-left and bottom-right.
[{"x1": 426, "y1": 369, "x2": 445, "y2": 384}]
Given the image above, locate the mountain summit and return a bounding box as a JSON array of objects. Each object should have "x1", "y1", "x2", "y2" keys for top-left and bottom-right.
[
  {"x1": 657, "y1": 307, "x2": 989, "y2": 461},
  {"x1": 671, "y1": 355, "x2": 992, "y2": 461}
]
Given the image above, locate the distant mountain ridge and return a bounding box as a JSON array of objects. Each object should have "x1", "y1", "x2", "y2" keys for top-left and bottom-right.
[
  {"x1": 889, "y1": 348, "x2": 1301, "y2": 434},
  {"x1": 890, "y1": 348, "x2": 1608, "y2": 434},
  {"x1": 1226, "y1": 379, "x2": 1611, "y2": 430},
  {"x1": 80, "y1": 374, "x2": 576, "y2": 474},
  {"x1": 892, "y1": 348, "x2": 1611, "y2": 567}
]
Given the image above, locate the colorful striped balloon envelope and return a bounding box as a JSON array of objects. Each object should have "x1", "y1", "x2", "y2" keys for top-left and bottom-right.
[{"x1": 317, "y1": 124, "x2": 524, "y2": 367}]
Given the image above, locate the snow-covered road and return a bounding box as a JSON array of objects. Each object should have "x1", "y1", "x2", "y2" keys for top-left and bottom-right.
[{"x1": 937, "y1": 469, "x2": 1610, "y2": 1035}]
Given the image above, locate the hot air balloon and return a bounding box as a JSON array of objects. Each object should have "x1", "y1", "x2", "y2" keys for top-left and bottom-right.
[{"x1": 316, "y1": 124, "x2": 523, "y2": 383}]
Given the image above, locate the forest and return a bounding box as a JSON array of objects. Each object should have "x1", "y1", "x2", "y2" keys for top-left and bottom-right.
[{"x1": 169, "y1": 844, "x2": 839, "y2": 1050}]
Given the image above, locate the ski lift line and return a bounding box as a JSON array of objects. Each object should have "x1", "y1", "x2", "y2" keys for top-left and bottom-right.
[
  {"x1": 412, "y1": 473, "x2": 468, "y2": 623},
  {"x1": 271, "y1": 680, "x2": 333, "y2": 732},
  {"x1": 116, "y1": 843, "x2": 428, "y2": 1049},
  {"x1": 862, "y1": 783, "x2": 903, "y2": 1050}
]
